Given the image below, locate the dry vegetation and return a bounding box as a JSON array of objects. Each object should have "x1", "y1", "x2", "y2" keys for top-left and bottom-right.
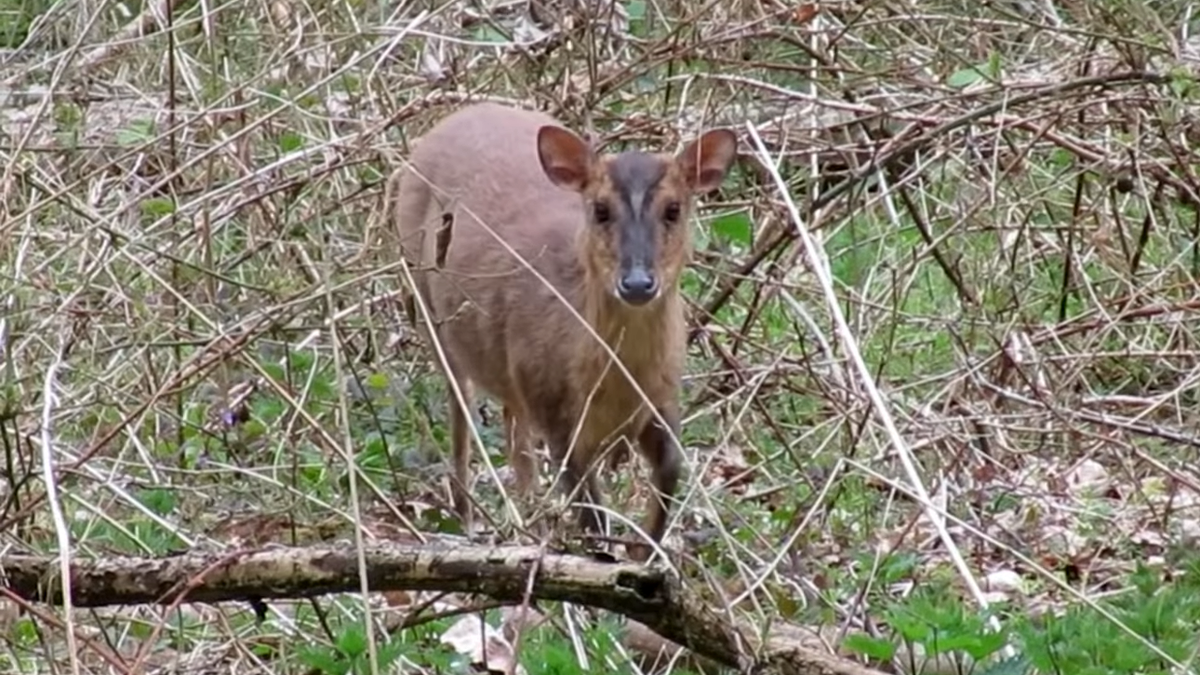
[{"x1": 3, "y1": 0, "x2": 1200, "y2": 672}]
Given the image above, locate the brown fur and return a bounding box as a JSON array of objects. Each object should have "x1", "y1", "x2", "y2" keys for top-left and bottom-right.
[{"x1": 387, "y1": 103, "x2": 737, "y2": 559}]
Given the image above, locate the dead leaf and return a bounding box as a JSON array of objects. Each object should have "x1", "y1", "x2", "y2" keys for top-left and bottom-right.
[
  {"x1": 791, "y1": 3, "x2": 819, "y2": 24},
  {"x1": 702, "y1": 444, "x2": 757, "y2": 493},
  {"x1": 381, "y1": 591, "x2": 413, "y2": 608},
  {"x1": 440, "y1": 615, "x2": 526, "y2": 675},
  {"x1": 208, "y1": 512, "x2": 292, "y2": 546},
  {"x1": 499, "y1": 605, "x2": 549, "y2": 642},
  {"x1": 1065, "y1": 459, "x2": 1109, "y2": 498},
  {"x1": 983, "y1": 569, "x2": 1023, "y2": 594}
]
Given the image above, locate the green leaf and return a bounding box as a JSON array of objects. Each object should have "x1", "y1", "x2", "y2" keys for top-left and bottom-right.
[
  {"x1": 137, "y1": 488, "x2": 176, "y2": 516},
  {"x1": 54, "y1": 130, "x2": 80, "y2": 150},
  {"x1": 711, "y1": 211, "x2": 753, "y2": 246},
  {"x1": 375, "y1": 642, "x2": 406, "y2": 670},
  {"x1": 925, "y1": 633, "x2": 984, "y2": 657},
  {"x1": 886, "y1": 611, "x2": 931, "y2": 643},
  {"x1": 471, "y1": 25, "x2": 508, "y2": 43},
  {"x1": 625, "y1": 0, "x2": 645, "y2": 20},
  {"x1": 1048, "y1": 147, "x2": 1074, "y2": 168},
  {"x1": 336, "y1": 625, "x2": 367, "y2": 657},
  {"x1": 946, "y1": 67, "x2": 983, "y2": 88},
  {"x1": 843, "y1": 633, "x2": 896, "y2": 661},
  {"x1": 1169, "y1": 68, "x2": 1196, "y2": 99},
  {"x1": 286, "y1": 350, "x2": 316, "y2": 371},
  {"x1": 986, "y1": 51, "x2": 1003, "y2": 78},
  {"x1": 139, "y1": 197, "x2": 176, "y2": 217},
  {"x1": 12, "y1": 617, "x2": 38, "y2": 643},
  {"x1": 964, "y1": 630, "x2": 1010, "y2": 661},
  {"x1": 771, "y1": 584, "x2": 801, "y2": 617},
  {"x1": 296, "y1": 647, "x2": 348, "y2": 675},
  {"x1": 977, "y1": 654, "x2": 1031, "y2": 675},
  {"x1": 278, "y1": 131, "x2": 304, "y2": 153},
  {"x1": 877, "y1": 552, "x2": 919, "y2": 584},
  {"x1": 116, "y1": 119, "x2": 155, "y2": 147}
]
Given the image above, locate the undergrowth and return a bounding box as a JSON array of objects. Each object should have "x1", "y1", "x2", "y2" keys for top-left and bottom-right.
[{"x1": 3, "y1": 0, "x2": 1200, "y2": 672}]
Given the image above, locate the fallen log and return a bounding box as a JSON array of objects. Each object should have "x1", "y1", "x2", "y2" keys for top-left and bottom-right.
[{"x1": 0, "y1": 541, "x2": 885, "y2": 675}]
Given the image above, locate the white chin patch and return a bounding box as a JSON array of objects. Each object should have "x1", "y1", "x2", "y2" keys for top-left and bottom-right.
[{"x1": 612, "y1": 285, "x2": 660, "y2": 305}]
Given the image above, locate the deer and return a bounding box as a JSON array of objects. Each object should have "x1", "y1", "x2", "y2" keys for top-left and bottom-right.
[{"x1": 386, "y1": 102, "x2": 737, "y2": 560}]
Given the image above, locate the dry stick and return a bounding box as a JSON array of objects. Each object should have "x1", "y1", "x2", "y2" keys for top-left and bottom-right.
[
  {"x1": 71, "y1": 0, "x2": 190, "y2": 78},
  {"x1": 690, "y1": 69, "x2": 1172, "y2": 344},
  {"x1": 843, "y1": 457, "x2": 1189, "y2": 672},
  {"x1": 235, "y1": 322, "x2": 429, "y2": 545},
  {"x1": 37, "y1": 342, "x2": 81, "y2": 675},
  {"x1": 0, "y1": 543, "x2": 888, "y2": 675},
  {"x1": 394, "y1": 598, "x2": 511, "y2": 631},
  {"x1": 688, "y1": 212, "x2": 796, "y2": 346},
  {"x1": 0, "y1": 227, "x2": 33, "y2": 399},
  {"x1": 0, "y1": 0, "x2": 106, "y2": 183},
  {"x1": 740, "y1": 124, "x2": 1012, "y2": 657},
  {"x1": 894, "y1": 183, "x2": 978, "y2": 307},
  {"x1": 505, "y1": 548, "x2": 545, "y2": 675},
  {"x1": 0, "y1": 299, "x2": 303, "y2": 535},
  {"x1": 1, "y1": 10, "x2": 434, "y2": 249},
  {"x1": 980, "y1": 380, "x2": 1200, "y2": 451},
  {"x1": 0, "y1": 589, "x2": 130, "y2": 674},
  {"x1": 947, "y1": 296, "x2": 1200, "y2": 405},
  {"x1": 326, "y1": 267, "x2": 382, "y2": 675},
  {"x1": 125, "y1": 549, "x2": 255, "y2": 673}
]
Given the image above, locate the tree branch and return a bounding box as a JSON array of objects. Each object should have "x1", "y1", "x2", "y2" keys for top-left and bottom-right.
[{"x1": 0, "y1": 542, "x2": 884, "y2": 675}]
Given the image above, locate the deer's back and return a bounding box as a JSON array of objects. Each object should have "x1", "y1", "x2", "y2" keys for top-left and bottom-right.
[{"x1": 398, "y1": 104, "x2": 597, "y2": 410}]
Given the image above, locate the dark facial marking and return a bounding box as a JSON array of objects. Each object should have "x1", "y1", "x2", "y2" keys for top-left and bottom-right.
[
  {"x1": 606, "y1": 152, "x2": 667, "y2": 219},
  {"x1": 604, "y1": 152, "x2": 669, "y2": 305}
]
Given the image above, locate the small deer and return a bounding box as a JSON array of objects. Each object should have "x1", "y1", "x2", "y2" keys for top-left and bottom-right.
[{"x1": 387, "y1": 103, "x2": 736, "y2": 559}]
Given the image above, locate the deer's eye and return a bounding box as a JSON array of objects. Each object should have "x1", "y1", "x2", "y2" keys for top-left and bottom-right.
[
  {"x1": 663, "y1": 202, "x2": 681, "y2": 224},
  {"x1": 593, "y1": 202, "x2": 612, "y2": 225}
]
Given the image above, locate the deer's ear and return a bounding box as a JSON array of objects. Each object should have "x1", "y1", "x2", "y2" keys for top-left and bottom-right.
[
  {"x1": 538, "y1": 126, "x2": 592, "y2": 192},
  {"x1": 677, "y1": 128, "x2": 738, "y2": 193}
]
